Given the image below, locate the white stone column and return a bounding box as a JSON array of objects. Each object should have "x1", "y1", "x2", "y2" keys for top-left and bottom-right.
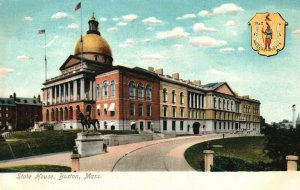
[
  {"x1": 49, "y1": 87, "x2": 53, "y2": 105},
  {"x1": 189, "y1": 92, "x2": 192, "y2": 108},
  {"x1": 89, "y1": 79, "x2": 93, "y2": 100},
  {"x1": 203, "y1": 150, "x2": 214, "y2": 172},
  {"x1": 73, "y1": 80, "x2": 77, "y2": 101},
  {"x1": 193, "y1": 93, "x2": 196, "y2": 108},
  {"x1": 198, "y1": 94, "x2": 201, "y2": 108},
  {"x1": 63, "y1": 83, "x2": 66, "y2": 103},
  {"x1": 286, "y1": 155, "x2": 298, "y2": 171},
  {"x1": 80, "y1": 78, "x2": 85, "y2": 100},
  {"x1": 54, "y1": 85, "x2": 57, "y2": 104},
  {"x1": 195, "y1": 94, "x2": 198, "y2": 108},
  {"x1": 68, "y1": 82, "x2": 71, "y2": 102}
]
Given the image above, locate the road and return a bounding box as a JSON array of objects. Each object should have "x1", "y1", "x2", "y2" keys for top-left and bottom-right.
[{"x1": 0, "y1": 133, "x2": 245, "y2": 171}]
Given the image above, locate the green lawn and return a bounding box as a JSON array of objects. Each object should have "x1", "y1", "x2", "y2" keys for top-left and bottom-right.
[
  {"x1": 185, "y1": 136, "x2": 272, "y2": 171},
  {"x1": 0, "y1": 130, "x2": 137, "y2": 161},
  {"x1": 0, "y1": 165, "x2": 71, "y2": 172}
]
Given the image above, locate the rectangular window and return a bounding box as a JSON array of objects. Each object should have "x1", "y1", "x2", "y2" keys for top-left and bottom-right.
[
  {"x1": 0, "y1": 107, "x2": 1, "y2": 110},
  {"x1": 172, "y1": 107, "x2": 176, "y2": 118},
  {"x1": 163, "y1": 120, "x2": 167, "y2": 131},
  {"x1": 214, "y1": 122, "x2": 216, "y2": 130},
  {"x1": 0, "y1": 121, "x2": 1, "y2": 126},
  {"x1": 219, "y1": 122, "x2": 221, "y2": 130},
  {"x1": 6, "y1": 114, "x2": 8, "y2": 117},
  {"x1": 140, "y1": 121, "x2": 144, "y2": 131},
  {"x1": 172, "y1": 120, "x2": 176, "y2": 131},
  {"x1": 147, "y1": 105, "x2": 151, "y2": 117},
  {"x1": 147, "y1": 121, "x2": 151, "y2": 130},
  {"x1": 163, "y1": 106, "x2": 167, "y2": 117},
  {"x1": 97, "y1": 109, "x2": 100, "y2": 116},
  {"x1": 130, "y1": 103, "x2": 135, "y2": 116},
  {"x1": 6, "y1": 107, "x2": 8, "y2": 111},
  {"x1": 138, "y1": 104, "x2": 143, "y2": 116},
  {"x1": 180, "y1": 121, "x2": 184, "y2": 131},
  {"x1": 96, "y1": 84, "x2": 100, "y2": 100},
  {"x1": 180, "y1": 108, "x2": 184, "y2": 118},
  {"x1": 0, "y1": 113, "x2": 1, "y2": 117},
  {"x1": 110, "y1": 111, "x2": 115, "y2": 116}
]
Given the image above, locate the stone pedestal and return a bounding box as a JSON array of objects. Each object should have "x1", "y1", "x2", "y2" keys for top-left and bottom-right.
[
  {"x1": 31, "y1": 122, "x2": 42, "y2": 132},
  {"x1": 286, "y1": 155, "x2": 299, "y2": 171},
  {"x1": 203, "y1": 150, "x2": 214, "y2": 172},
  {"x1": 75, "y1": 132, "x2": 104, "y2": 157},
  {"x1": 71, "y1": 153, "x2": 80, "y2": 172}
]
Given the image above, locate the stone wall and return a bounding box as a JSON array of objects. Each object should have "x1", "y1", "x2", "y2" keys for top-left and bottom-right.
[{"x1": 102, "y1": 134, "x2": 154, "y2": 146}]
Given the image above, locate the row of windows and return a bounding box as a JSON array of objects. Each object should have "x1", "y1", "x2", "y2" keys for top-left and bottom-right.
[
  {"x1": 0, "y1": 107, "x2": 9, "y2": 111},
  {"x1": 129, "y1": 82, "x2": 152, "y2": 100},
  {"x1": 188, "y1": 111, "x2": 205, "y2": 119},
  {"x1": 162, "y1": 89, "x2": 184, "y2": 104},
  {"x1": 0, "y1": 121, "x2": 9, "y2": 126},
  {"x1": 213, "y1": 97, "x2": 235, "y2": 111},
  {"x1": 162, "y1": 120, "x2": 185, "y2": 131},
  {"x1": 214, "y1": 121, "x2": 237, "y2": 131},
  {"x1": 215, "y1": 111, "x2": 235, "y2": 120},
  {"x1": 130, "y1": 103, "x2": 151, "y2": 117},
  {"x1": 96, "y1": 81, "x2": 115, "y2": 100},
  {"x1": 163, "y1": 106, "x2": 185, "y2": 118},
  {"x1": 242, "y1": 105, "x2": 259, "y2": 114}
]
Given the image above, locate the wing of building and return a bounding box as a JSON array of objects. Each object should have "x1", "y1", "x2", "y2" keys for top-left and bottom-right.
[{"x1": 41, "y1": 13, "x2": 261, "y2": 134}]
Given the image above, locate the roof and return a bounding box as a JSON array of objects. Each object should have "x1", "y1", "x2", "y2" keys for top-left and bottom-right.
[
  {"x1": 0, "y1": 97, "x2": 42, "y2": 107},
  {"x1": 0, "y1": 98, "x2": 16, "y2": 106},
  {"x1": 201, "y1": 82, "x2": 225, "y2": 89}
]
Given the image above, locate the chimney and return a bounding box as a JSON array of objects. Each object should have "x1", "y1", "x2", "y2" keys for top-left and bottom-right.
[
  {"x1": 154, "y1": 68, "x2": 163, "y2": 75},
  {"x1": 38, "y1": 94, "x2": 41, "y2": 102},
  {"x1": 171, "y1": 73, "x2": 179, "y2": 80},
  {"x1": 13, "y1": 92, "x2": 16, "y2": 100},
  {"x1": 242, "y1": 95, "x2": 250, "y2": 99},
  {"x1": 192, "y1": 80, "x2": 201, "y2": 86},
  {"x1": 147, "y1": 66, "x2": 154, "y2": 72}
]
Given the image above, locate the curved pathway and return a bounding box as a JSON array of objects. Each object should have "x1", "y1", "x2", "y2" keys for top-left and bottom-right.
[{"x1": 0, "y1": 133, "x2": 247, "y2": 171}]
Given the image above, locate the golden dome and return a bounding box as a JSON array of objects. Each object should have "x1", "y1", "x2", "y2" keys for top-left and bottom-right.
[{"x1": 74, "y1": 34, "x2": 112, "y2": 57}]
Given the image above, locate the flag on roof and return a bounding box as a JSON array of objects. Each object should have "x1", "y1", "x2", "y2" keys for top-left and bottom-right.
[
  {"x1": 37, "y1": 29, "x2": 45, "y2": 34},
  {"x1": 74, "y1": 2, "x2": 81, "y2": 11}
]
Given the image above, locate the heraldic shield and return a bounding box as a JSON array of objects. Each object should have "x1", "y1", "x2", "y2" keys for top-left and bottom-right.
[{"x1": 248, "y1": 13, "x2": 287, "y2": 57}]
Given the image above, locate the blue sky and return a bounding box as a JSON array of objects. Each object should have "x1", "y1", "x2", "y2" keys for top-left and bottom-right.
[{"x1": 0, "y1": 0, "x2": 300, "y2": 123}]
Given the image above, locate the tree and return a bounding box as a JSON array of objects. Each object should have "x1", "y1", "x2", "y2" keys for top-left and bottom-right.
[{"x1": 264, "y1": 124, "x2": 300, "y2": 170}]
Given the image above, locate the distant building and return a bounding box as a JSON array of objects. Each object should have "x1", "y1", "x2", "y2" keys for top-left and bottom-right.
[
  {"x1": 41, "y1": 13, "x2": 261, "y2": 134},
  {"x1": 0, "y1": 93, "x2": 42, "y2": 130}
]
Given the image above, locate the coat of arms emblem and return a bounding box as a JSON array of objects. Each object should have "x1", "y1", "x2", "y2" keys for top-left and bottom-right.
[{"x1": 248, "y1": 13, "x2": 287, "y2": 56}]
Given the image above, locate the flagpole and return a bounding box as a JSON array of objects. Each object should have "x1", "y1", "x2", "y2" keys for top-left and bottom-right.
[
  {"x1": 80, "y1": 2, "x2": 83, "y2": 64},
  {"x1": 44, "y1": 31, "x2": 47, "y2": 81}
]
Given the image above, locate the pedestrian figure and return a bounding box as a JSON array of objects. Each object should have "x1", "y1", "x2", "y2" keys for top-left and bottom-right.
[
  {"x1": 103, "y1": 143, "x2": 107, "y2": 153},
  {"x1": 222, "y1": 133, "x2": 225, "y2": 139}
]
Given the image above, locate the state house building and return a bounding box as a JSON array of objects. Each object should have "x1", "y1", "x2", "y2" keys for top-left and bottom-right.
[{"x1": 42, "y1": 14, "x2": 260, "y2": 134}]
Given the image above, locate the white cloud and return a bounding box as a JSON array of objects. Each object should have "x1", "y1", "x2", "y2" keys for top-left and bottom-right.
[
  {"x1": 51, "y1": 12, "x2": 68, "y2": 19},
  {"x1": 231, "y1": 31, "x2": 238, "y2": 36},
  {"x1": 16, "y1": 55, "x2": 33, "y2": 60},
  {"x1": 107, "y1": 27, "x2": 118, "y2": 32},
  {"x1": 176, "y1": 14, "x2": 196, "y2": 20},
  {"x1": 100, "y1": 17, "x2": 107, "y2": 22},
  {"x1": 156, "y1": 27, "x2": 190, "y2": 40},
  {"x1": 207, "y1": 68, "x2": 239, "y2": 83},
  {"x1": 238, "y1": 47, "x2": 245, "y2": 52},
  {"x1": 46, "y1": 35, "x2": 58, "y2": 47},
  {"x1": 119, "y1": 39, "x2": 136, "y2": 47},
  {"x1": 112, "y1": 18, "x2": 119, "y2": 21},
  {"x1": 141, "y1": 54, "x2": 164, "y2": 61},
  {"x1": 220, "y1": 47, "x2": 235, "y2": 53},
  {"x1": 143, "y1": 39, "x2": 151, "y2": 43},
  {"x1": 189, "y1": 36, "x2": 227, "y2": 47},
  {"x1": 143, "y1": 17, "x2": 162, "y2": 25},
  {"x1": 198, "y1": 3, "x2": 244, "y2": 17},
  {"x1": 292, "y1": 29, "x2": 300, "y2": 35},
  {"x1": 174, "y1": 44, "x2": 183, "y2": 48},
  {"x1": 67, "y1": 23, "x2": 79, "y2": 29},
  {"x1": 225, "y1": 20, "x2": 237, "y2": 27},
  {"x1": 193, "y1": 23, "x2": 216, "y2": 33},
  {"x1": 117, "y1": 22, "x2": 128, "y2": 26},
  {"x1": 0, "y1": 67, "x2": 14, "y2": 75},
  {"x1": 122, "y1": 14, "x2": 138, "y2": 22},
  {"x1": 147, "y1": 27, "x2": 154, "y2": 30},
  {"x1": 24, "y1": 16, "x2": 32, "y2": 21}
]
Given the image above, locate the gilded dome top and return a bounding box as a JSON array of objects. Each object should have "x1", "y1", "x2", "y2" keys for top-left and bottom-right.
[{"x1": 74, "y1": 34, "x2": 112, "y2": 57}]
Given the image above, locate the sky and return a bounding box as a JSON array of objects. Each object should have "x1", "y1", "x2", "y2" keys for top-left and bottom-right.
[{"x1": 0, "y1": 0, "x2": 300, "y2": 123}]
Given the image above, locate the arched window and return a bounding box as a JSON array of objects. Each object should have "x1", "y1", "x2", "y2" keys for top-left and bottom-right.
[
  {"x1": 138, "y1": 83, "x2": 144, "y2": 99},
  {"x1": 180, "y1": 92, "x2": 184, "y2": 105},
  {"x1": 102, "y1": 81, "x2": 108, "y2": 99},
  {"x1": 163, "y1": 88, "x2": 167, "y2": 102},
  {"x1": 172, "y1": 90, "x2": 176, "y2": 104},
  {"x1": 129, "y1": 81, "x2": 135, "y2": 98},
  {"x1": 218, "y1": 98, "x2": 221, "y2": 109},
  {"x1": 96, "y1": 84, "x2": 100, "y2": 100},
  {"x1": 111, "y1": 81, "x2": 115, "y2": 97},
  {"x1": 227, "y1": 100, "x2": 229, "y2": 110},
  {"x1": 146, "y1": 85, "x2": 151, "y2": 100},
  {"x1": 231, "y1": 101, "x2": 233, "y2": 111},
  {"x1": 223, "y1": 99, "x2": 226, "y2": 110}
]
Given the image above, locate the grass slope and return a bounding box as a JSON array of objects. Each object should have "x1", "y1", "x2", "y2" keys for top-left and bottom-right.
[
  {"x1": 0, "y1": 130, "x2": 137, "y2": 161},
  {"x1": 185, "y1": 136, "x2": 271, "y2": 171}
]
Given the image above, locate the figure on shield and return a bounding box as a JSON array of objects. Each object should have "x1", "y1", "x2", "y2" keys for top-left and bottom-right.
[{"x1": 261, "y1": 22, "x2": 273, "y2": 50}]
